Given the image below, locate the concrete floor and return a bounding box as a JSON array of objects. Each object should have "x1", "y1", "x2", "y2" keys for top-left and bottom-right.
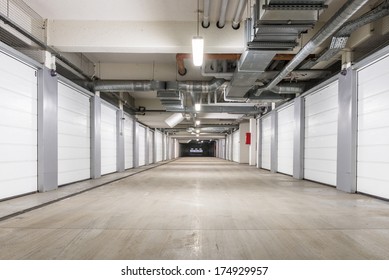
[{"x1": 1, "y1": 157, "x2": 389, "y2": 260}]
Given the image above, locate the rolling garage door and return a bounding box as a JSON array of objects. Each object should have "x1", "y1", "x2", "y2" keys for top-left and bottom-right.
[
  {"x1": 232, "y1": 130, "x2": 240, "y2": 162},
  {"x1": 138, "y1": 124, "x2": 146, "y2": 166},
  {"x1": 0, "y1": 52, "x2": 37, "y2": 199},
  {"x1": 277, "y1": 104, "x2": 294, "y2": 175},
  {"x1": 357, "y1": 54, "x2": 389, "y2": 199},
  {"x1": 261, "y1": 116, "x2": 271, "y2": 170},
  {"x1": 148, "y1": 130, "x2": 154, "y2": 164},
  {"x1": 155, "y1": 130, "x2": 163, "y2": 162},
  {"x1": 304, "y1": 81, "x2": 338, "y2": 186},
  {"x1": 58, "y1": 82, "x2": 91, "y2": 185},
  {"x1": 101, "y1": 103, "x2": 117, "y2": 175},
  {"x1": 124, "y1": 113, "x2": 134, "y2": 169}
]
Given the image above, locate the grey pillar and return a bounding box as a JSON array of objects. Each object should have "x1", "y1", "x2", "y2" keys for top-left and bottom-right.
[
  {"x1": 270, "y1": 110, "x2": 278, "y2": 173},
  {"x1": 337, "y1": 68, "x2": 357, "y2": 193},
  {"x1": 256, "y1": 118, "x2": 262, "y2": 168},
  {"x1": 116, "y1": 110, "x2": 125, "y2": 172},
  {"x1": 37, "y1": 67, "x2": 58, "y2": 192},
  {"x1": 91, "y1": 95, "x2": 101, "y2": 179},
  {"x1": 293, "y1": 96, "x2": 305, "y2": 179},
  {"x1": 145, "y1": 128, "x2": 150, "y2": 165},
  {"x1": 134, "y1": 123, "x2": 140, "y2": 168}
]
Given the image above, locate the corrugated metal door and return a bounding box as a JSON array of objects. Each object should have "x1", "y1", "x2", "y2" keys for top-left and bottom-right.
[
  {"x1": 124, "y1": 113, "x2": 134, "y2": 169},
  {"x1": 304, "y1": 81, "x2": 338, "y2": 185},
  {"x1": 148, "y1": 130, "x2": 154, "y2": 164},
  {"x1": 155, "y1": 130, "x2": 163, "y2": 162},
  {"x1": 0, "y1": 52, "x2": 37, "y2": 199},
  {"x1": 277, "y1": 104, "x2": 294, "y2": 175},
  {"x1": 232, "y1": 130, "x2": 240, "y2": 162},
  {"x1": 138, "y1": 124, "x2": 146, "y2": 166},
  {"x1": 58, "y1": 81, "x2": 91, "y2": 185},
  {"x1": 357, "y1": 55, "x2": 389, "y2": 199},
  {"x1": 261, "y1": 116, "x2": 271, "y2": 170},
  {"x1": 101, "y1": 103, "x2": 117, "y2": 175}
]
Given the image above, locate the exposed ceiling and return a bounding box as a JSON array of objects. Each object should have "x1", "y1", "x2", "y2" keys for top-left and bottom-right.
[{"x1": 14, "y1": 0, "x2": 389, "y2": 140}]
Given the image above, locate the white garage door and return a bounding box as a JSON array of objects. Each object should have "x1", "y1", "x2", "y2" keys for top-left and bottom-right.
[
  {"x1": 277, "y1": 104, "x2": 294, "y2": 175},
  {"x1": 357, "y1": 54, "x2": 389, "y2": 199},
  {"x1": 124, "y1": 114, "x2": 134, "y2": 169},
  {"x1": 58, "y1": 82, "x2": 91, "y2": 185},
  {"x1": 232, "y1": 130, "x2": 240, "y2": 162},
  {"x1": 101, "y1": 103, "x2": 117, "y2": 175},
  {"x1": 148, "y1": 130, "x2": 154, "y2": 164},
  {"x1": 261, "y1": 116, "x2": 271, "y2": 170},
  {"x1": 0, "y1": 52, "x2": 37, "y2": 200},
  {"x1": 155, "y1": 130, "x2": 163, "y2": 162},
  {"x1": 138, "y1": 124, "x2": 146, "y2": 166},
  {"x1": 304, "y1": 81, "x2": 338, "y2": 186}
]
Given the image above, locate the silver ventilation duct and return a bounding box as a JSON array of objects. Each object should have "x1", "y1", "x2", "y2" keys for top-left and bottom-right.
[
  {"x1": 93, "y1": 80, "x2": 166, "y2": 92},
  {"x1": 255, "y1": 0, "x2": 370, "y2": 96},
  {"x1": 302, "y1": 0, "x2": 389, "y2": 69},
  {"x1": 166, "y1": 78, "x2": 225, "y2": 92}
]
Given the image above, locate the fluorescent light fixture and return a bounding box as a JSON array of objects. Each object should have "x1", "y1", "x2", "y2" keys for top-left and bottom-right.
[
  {"x1": 192, "y1": 36, "x2": 204, "y2": 66},
  {"x1": 195, "y1": 120, "x2": 201, "y2": 125},
  {"x1": 165, "y1": 113, "x2": 184, "y2": 128},
  {"x1": 196, "y1": 134, "x2": 199, "y2": 137},
  {"x1": 197, "y1": 139, "x2": 199, "y2": 141},
  {"x1": 195, "y1": 103, "x2": 201, "y2": 111},
  {"x1": 196, "y1": 129, "x2": 200, "y2": 133}
]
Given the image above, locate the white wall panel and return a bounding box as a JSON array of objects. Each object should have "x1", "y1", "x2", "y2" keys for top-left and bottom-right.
[
  {"x1": 261, "y1": 116, "x2": 271, "y2": 170},
  {"x1": 101, "y1": 103, "x2": 117, "y2": 175},
  {"x1": 304, "y1": 81, "x2": 338, "y2": 186},
  {"x1": 277, "y1": 104, "x2": 294, "y2": 175},
  {"x1": 57, "y1": 82, "x2": 91, "y2": 185},
  {"x1": 232, "y1": 130, "x2": 240, "y2": 162},
  {"x1": 148, "y1": 130, "x2": 154, "y2": 164},
  {"x1": 155, "y1": 130, "x2": 163, "y2": 162},
  {"x1": 0, "y1": 52, "x2": 37, "y2": 199},
  {"x1": 124, "y1": 114, "x2": 134, "y2": 169},
  {"x1": 357, "y1": 54, "x2": 389, "y2": 199},
  {"x1": 138, "y1": 124, "x2": 146, "y2": 166}
]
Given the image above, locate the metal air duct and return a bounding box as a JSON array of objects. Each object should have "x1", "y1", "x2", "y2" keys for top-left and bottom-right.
[
  {"x1": 255, "y1": 0, "x2": 370, "y2": 96},
  {"x1": 93, "y1": 80, "x2": 166, "y2": 92}
]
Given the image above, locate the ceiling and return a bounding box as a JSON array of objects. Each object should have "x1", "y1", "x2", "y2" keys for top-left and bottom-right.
[{"x1": 18, "y1": 0, "x2": 389, "y2": 140}]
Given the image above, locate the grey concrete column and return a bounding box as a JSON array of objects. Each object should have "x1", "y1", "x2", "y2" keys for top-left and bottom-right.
[
  {"x1": 256, "y1": 118, "x2": 262, "y2": 168},
  {"x1": 293, "y1": 96, "x2": 305, "y2": 179},
  {"x1": 134, "y1": 123, "x2": 140, "y2": 168},
  {"x1": 249, "y1": 118, "x2": 257, "y2": 166},
  {"x1": 37, "y1": 67, "x2": 58, "y2": 192},
  {"x1": 270, "y1": 110, "x2": 278, "y2": 173},
  {"x1": 337, "y1": 68, "x2": 357, "y2": 193},
  {"x1": 91, "y1": 95, "x2": 101, "y2": 179},
  {"x1": 116, "y1": 110, "x2": 125, "y2": 172}
]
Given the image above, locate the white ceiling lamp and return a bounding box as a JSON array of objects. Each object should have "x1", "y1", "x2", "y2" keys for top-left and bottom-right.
[
  {"x1": 195, "y1": 120, "x2": 201, "y2": 125},
  {"x1": 196, "y1": 129, "x2": 200, "y2": 134},
  {"x1": 195, "y1": 103, "x2": 201, "y2": 111},
  {"x1": 192, "y1": 0, "x2": 204, "y2": 67}
]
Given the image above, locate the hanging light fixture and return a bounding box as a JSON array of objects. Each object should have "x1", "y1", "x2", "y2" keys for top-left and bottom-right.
[{"x1": 192, "y1": 0, "x2": 204, "y2": 66}]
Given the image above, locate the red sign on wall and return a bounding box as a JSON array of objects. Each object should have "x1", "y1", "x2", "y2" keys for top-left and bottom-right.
[{"x1": 245, "y1": 132, "x2": 251, "y2": 145}]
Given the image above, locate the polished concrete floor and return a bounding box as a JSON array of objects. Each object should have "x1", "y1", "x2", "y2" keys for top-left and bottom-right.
[{"x1": 1, "y1": 157, "x2": 389, "y2": 259}]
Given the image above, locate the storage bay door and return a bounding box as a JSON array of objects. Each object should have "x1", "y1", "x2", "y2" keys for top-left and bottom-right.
[
  {"x1": 138, "y1": 124, "x2": 146, "y2": 166},
  {"x1": 124, "y1": 114, "x2": 134, "y2": 169},
  {"x1": 57, "y1": 81, "x2": 91, "y2": 185},
  {"x1": 304, "y1": 81, "x2": 338, "y2": 186},
  {"x1": 277, "y1": 104, "x2": 294, "y2": 175},
  {"x1": 0, "y1": 52, "x2": 38, "y2": 199},
  {"x1": 232, "y1": 130, "x2": 240, "y2": 162},
  {"x1": 101, "y1": 103, "x2": 117, "y2": 175},
  {"x1": 357, "y1": 54, "x2": 389, "y2": 199},
  {"x1": 261, "y1": 116, "x2": 271, "y2": 170}
]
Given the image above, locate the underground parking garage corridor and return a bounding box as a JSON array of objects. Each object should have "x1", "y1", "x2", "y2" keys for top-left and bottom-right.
[{"x1": 1, "y1": 157, "x2": 389, "y2": 260}]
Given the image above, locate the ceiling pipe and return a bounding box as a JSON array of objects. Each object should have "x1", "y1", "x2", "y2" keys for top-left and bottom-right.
[
  {"x1": 303, "y1": 0, "x2": 389, "y2": 69},
  {"x1": 217, "y1": 0, "x2": 229, "y2": 29},
  {"x1": 202, "y1": 0, "x2": 211, "y2": 28},
  {"x1": 176, "y1": 53, "x2": 241, "y2": 76},
  {"x1": 232, "y1": 0, "x2": 247, "y2": 30},
  {"x1": 167, "y1": 78, "x2": 225, "y2": 92},
  {"x1": 255, "y1": 0, "x2": 370, "y2": 96},
  {"x1": 92, "y1": 80, "x2": 166, "y2": 92}
]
